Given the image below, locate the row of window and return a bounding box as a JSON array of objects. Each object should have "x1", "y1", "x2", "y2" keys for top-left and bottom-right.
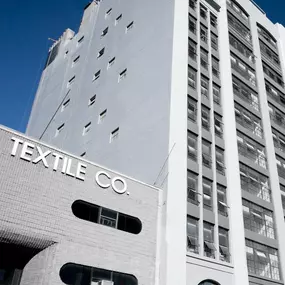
[
  {"x1": 263, "y1": 62, "x2": 284, "y2": 88},
  {"x1": 227, "y1": 12, "x2": 251, "y2": 43},
  {"x1": 187, "y1": 171, "x2": 227, "y2": 215},
  {"x1": 226, "y1": 0, "x2": 249, "y2": 23},
  {"x1": 257, "y1": 23, "x2": 277, "y2": 49},
  {"x1": 237, "y1": 131, "x2": 267, "y2": 169},
  {"x1": 265, "y1": 80, "x2": 285, "y2": 107},
  {"x1": 259, "y1": 40, "x2": 280, "y2": 68},
  {"x1": 243, "y1": 199, "x2": 275, "y2": 239},
  {"x1": 268, "y1": 102, "x2": 285, "y2": 129},
  {"x1": 235, "y1": 102, "x2": 263, "y2": 138},
  {"x1": 239, "y1": 163, "x2": 271, "y2": 202},
  {"x1": 188, "y1": 98, "x2": 223, "y2": 138},
  {"x1": 276, "y1": 154, "x2": 285, "y2": 180},
  {"x1": 272, "y1": 127, "x2": 285, "y2": 153},
  {"x1": 187, "y1": 217, "x2": 230, "y2": 262}
]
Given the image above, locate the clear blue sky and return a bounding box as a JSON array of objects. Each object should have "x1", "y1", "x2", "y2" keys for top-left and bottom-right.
[{"x1": 0, "y1": 0, "x2": 283, "y2": 133}]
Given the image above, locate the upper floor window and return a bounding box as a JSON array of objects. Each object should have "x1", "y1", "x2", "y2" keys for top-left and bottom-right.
[
  {"x1": 189, "y1": 0, "x2": 197, "y2": 10},
  {"x1": 263, "y1": 62, "x2": 284, "y2": 88},
  {"x1": 227, "y1": 12, "x2": 251, "y2": 43},
  {"x1": 239, "y1": 163, "x2": 271, "y2": 202},
  {"x1": 201, "y1": 75, "x2": 209, "y2": 98},
  {"x1": 188, "y1": 66, "x2": 197, "y2": 89},
  {"x1": 55, "y1": 123, "x2": 64, "y2": 137},
  {"x1": 187, "y1": 216, "x2": 199, "y2": 253},
  {"x1": 200, "y1": 48, "x2": 208, "y2": 70},
  {"x1": 67, "y1": 76, "x2": 75, "y2": 87},
  {"x1": 212, "y1": 56, "x2": 220, "y2": 78},
  {"x1": 272, "y1": 128, "x2": 285, "y2": 153},
  {"x1": 201, "y1": 105, "x2": 211, "y2": 131},
  {"x1": 110, "y1": 128, "x2": 119, "y2": 142},
  {"x1": 187, "y1": 171, "x2": 199, "y2": 205},
  {"x1": 257, "y1": 23, "x2": 277, "y2": 49},
  {"x1": 83, "y1": 122, "x2": 91, "y2": 135},
  {"x1": 97, "y1": 47, "x2": 105, "y2": 58},
  {"x1": 246, "y1": 239, "x2": 280, "y2": 280},
  {"x1": 72, "y1": 200, "x2": 142, "y2": 234},
  {"x1": 200, "y1": 24, "x2": 208, "y2": 44},
  {"x1": 188, "y1": 96, "x2": 197, "y2": 122},
  {"x1": 203, "y1": 178, "x2": 213, "y2": 210},
  {"x1": 115, "y1": 14, "x2": 122, "y2": 25},
  {"x1": 88, "y1": 94, "x2": 96, "y2": 106},
  {"x1": 188, "y1": 38, "x2": 197, "y2": 61},
  {"x1": 227, "y1": 0, "x2": 249, "y2": 22},
  {"x1": 200, "y1": 4, "x2": 207, "y2": 20},
  {"x1": 61, "y1": 99, "x2": 70, "y2": 112},
  {"x1": 213, "y1": 83, "x2": 221, "y2": 105},
  {"x1": 189, "y1": 14, "x2": 197, "y2": 34},
  {"x1": 119, "y1": 68, "x2": 127, "y2": 82},
  {"x1": 93, "y1": 70, "x2": 101, "y2": 81},
  {"x1": 210, "y1": 13, "x2": 217, "y2": 29},
  {"x1": 217, "y1": 184, "x2": 228, "y2": 216},
  {"x1": 126, "y1": 21, "x2": 134, "y2": 32},
  {"x1": 188, "y1": 131, "x2": 198, "y2": 161},
  {"x1": 77, "y1": 36, "x2": 84, "y2": 45},
  {"x1": 265, "y1": 81, "x2": 285, "y2": 107},
  {"x1": 219, "y1": 227, "x2": 230, "y2": 262},
  {"x1": 243, "y1": 199, "x2": 275, "y2": 239},
  {"x1": 276, "y1": 155, "x2": 285, "y2": 180},
  {"x1": 101, "y1": 27, "x2": 109, "y2": 37},
  {"x1": 202, "y1": 139, "x2": 212, "y2": 168},
  {"x1": 211, "y1": 32, "x2": 218, "y2": 51},
  {"x1": 214, "y1": 113, "x2": 223, "y2": 138},
  {"x1": 260, "y1": 40, "x2": 280, "y2": 67},
  {"x1": 105, "y1": 8, "x2": 112, "y2": 18},
  {"x1": 204, "y1": 222, "x2": 215, "y2": 258},
  {"x1": 268, "y1": 102, "x2": 285, "y2": 129},
  {"x1": 216, "y1": 147, "x2": 225, "y2": 175}
]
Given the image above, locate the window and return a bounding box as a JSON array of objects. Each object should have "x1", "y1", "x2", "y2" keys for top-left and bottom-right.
[
  {"x1": 110, "y1": 128, "x2": 119, "y2": 142},
  {"x1": 67, "y1": 76, "x2": 75, "y2": 87},
  {"x1": 188, "y1": 131, "x2": 198, "y2": 161},
  {"x1": 245, "y1": 239, "x2": 280, "y2": 280},
  {"x1": 189, "y1": 14, "x2": 197, "y2": 34},
  {"x1": 268, "y1": 102, "x2": 285, "y2": 128},
  {"x1": 188, "y1": 66, "x2": 197, "y2": 89},
  {"x1": 217, "y1": 185, "x2": 228, "y2": 216},
  {"x1": 202, "y1": 140, "x2": 211, "y2": 168},
  {"x1": 219, "y1": 228, "x2": 230, "y2": 262},
  {"x1": 203, "y1": 178, "x2": 212, "y2": 210},
  {"x1": 187, "y1": 216, "x2": 199, "y2": 253},
  {"x1": 101, "y1": 27, "x2": 109, "y2": 37},
  {"x1": 257, "y1": 23, "x2": 277, "y2": 48},
  {"x1": 55, "y1": 123, "x2": 64, "y2": 137},
  {"x1": 216, "y1": 147, "x2": 225, "y2": 175},
  {"x1": 239, "y1": 163, "x2": 271, "y2": 202},
  {"x1": 93, "y1": 70, "x2": 101, "y2": 81},
  {"x1": 212, "y1": 57, "x2": 219, "y2": 78},
  {"x1": 237, "y1": 131, "x2": 267, "y2": 169},
  {"x1": 119, "y1": 68, "x2": 127, "y2": 82},
  {"x1": 200, "y1": 24, "x2": 208, "y2": 44},
  {"x1": 83, "y1": 122, "x2": 91, "y2": 135},
  {"x1": 61, "y1": 99, "x2": 70, "y2": 111},
  {"x1": 210, "y1": 13, "x2": 217, "y2": 28},
  {"x1": 201, "y1": 75, "x2": 209, "y2": 98},
  {"x1": 99, "y1": 109, "x2": 107, "y2": 124},
  {"x1": 201, "y1": 105, "x2": 210, "y2": 131},
  {"x1": 72, "y1": 55, "x2": 80, "y2": 67},
  {"x1": 234, "y1": 102, "x2": 263, "y2": 138},
  {"x1": 189, "y1": 0, "x2": 197, "y2": 10},
  {"x1": 126, "y1": 21, "x2": 134, "y2": 32},
  {"x1": 214, "y1": 113, "x2": 223, "y2": 138},
  {"x1": 72, "y1": 200, "x2": 142, "y2": 235},
  {"x1": 276, "y1": 155, "x2": 285, "y2": 179},
  {"x1": 105, "y1": 8, "x2": 112, "y2": 18},
  {"x1": 187, "y1": 171, "x2": 199, "y2": 205},
  {"x1": 108, "y1": 57, "x2": 116, "y2": 69},
  {"x1": 227, "y1": 0, "x2": 249, "y2": 22},
  {"x1": 265, "y1": 81, "x2": 285, "y2": 107},
  {"x1": 199, "y1": 281, "x2": 220, "y2": 285},
  {"x1": 259, "y1": 40, "x2": 280, "y2": 67},
  {"x1": 77, "y1": 36, "x2": 84, "y2": 45},
  {"x1": 204, "y1": 222, "x2": 215, "y2": 258},
  {"x1": 80, "y1": 152, "x2": 86, "y2": 158},
  {"x1": 97, "y1": 47, "x2": 105, "y2": 58},
  {"x1": 188, "y1": 97, "x2": 197, "y2": 122},
  {"x1": 263, "y1": 62, "x2": 284, "y2": 88},
  {"x1": 243, "y1": 199, "x2": 275, "y2": 239},
  {"x1": 213, "y1": 83, "x2": 220, "y2": 105},
  {"x1": 115, "y1": 14, "x2": 122, "y2": 25},
  {"x1": 211, "y1": 32, "x2": 218, "y2": 51},
  {"x1": 188, "y1": 38, "x2": 197, "y2": 61},
  {"x1": 88, "y1": 95, "x2": 96, "y2": 106},
  {"x1": 272, "y1": 128, "x2": 285, "y2": 153},
  {"x1": 200, "y1": 4, "x2": 207, "y2": 20},
  {"x1": 200, "y1": 48, "x2": 208, "y2": 70},
  {"x1": 64, "y1": 50, "x2": 69, "y2": 58},
  {"x1": 227, "y1": 12, "x2": 251, "y2": 43}
]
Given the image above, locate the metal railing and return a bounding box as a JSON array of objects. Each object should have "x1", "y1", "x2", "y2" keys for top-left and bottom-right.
[
  {"x1": 235, "y1": 112, "x2": 263, "y2": 138},
  {"x1": 240, "y1": 178, "x2": 271, "y2": 202},
  {"x1": 238, "y1": 143, "x2": 267, "y2": 169},
  {"x1": 231, "y1": 61, "x2": 256, "y2": 86}
]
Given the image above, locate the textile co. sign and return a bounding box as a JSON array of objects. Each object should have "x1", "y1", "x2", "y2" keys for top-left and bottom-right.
[{"x1": 10, "y1": 137, "x2": 127, "y2": 194}]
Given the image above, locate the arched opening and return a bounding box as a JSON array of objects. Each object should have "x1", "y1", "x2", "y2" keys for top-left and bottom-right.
[{"x1": 198, "y1": 280, "x2": 220, "y2": 285}]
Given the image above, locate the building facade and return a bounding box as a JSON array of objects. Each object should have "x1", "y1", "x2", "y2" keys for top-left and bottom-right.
[
  {"x1": 0, "y1": 126, "x2": 161, "y2": 285},
  {"x1": 26, "y1": 0, "x2": 285, "y2": 285}
]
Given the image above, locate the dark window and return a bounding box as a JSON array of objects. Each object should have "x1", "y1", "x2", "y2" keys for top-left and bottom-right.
[
  {"x1": 60, "y1": 263, "x2": 137, "y2": 285},
  {"x1": 199, "y1": 281, "x2": 220, "y2": 285},
  {"x1": 72, "y1": 200, "x2": 142, "y2": 234}
]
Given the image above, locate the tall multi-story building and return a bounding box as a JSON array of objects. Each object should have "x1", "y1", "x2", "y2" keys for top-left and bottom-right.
[{"x1": 26, "y1": 0, "x2": 285, "y2": 284}]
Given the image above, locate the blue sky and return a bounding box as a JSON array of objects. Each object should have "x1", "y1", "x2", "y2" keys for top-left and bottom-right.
[{"x1": 0, "y1": 0, "x2": 283, "y2": 133}]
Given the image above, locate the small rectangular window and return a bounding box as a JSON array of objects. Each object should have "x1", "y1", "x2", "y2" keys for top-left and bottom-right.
[
  {"x1": 219, "y1": 228, "x2": 230, "y2": 262},
  {"x1": 101, "y1": 27, "x2": 109, "y2": 37},
  {"x1": 83, "y1": 122, "x2": 91, "y2": 135},
  {"x1": 200, "y1": 4, "x2": 207, "y2": 19},
  {"x1": 67, "y1": 76, "x2": 75, "y2": 87},
  {"x1": 201, "y1": 75, "x2": 209, "y2": 98},
  {"x1": 188, "y1": 131, "x2": 198, "y2": 161},
  {"x1": 115, "y1": 14, "x2": 122, "y2": 25},
  {"x1": 204, "y1": 222, "x2": 215, "y2": 258},
  {"x1": 110, "y1": 128, "x2": 119, "y2": 142},
  {"x1": 55, "y1": 123, "x2": 65, "y2": 137},
  {"x1": 108, "y1": 57, "x2": 116, "y2": 69},
  {"x1": 187, "y1": 216, "x2": 199, "y2": 254},
  {"x1": 203, "y1": 178, "x2": 212, "y2": 210},
  {"x1": 119, "y1": 68, "x2": 127, "y2": 82},
  {"x1": 105, "y1": 8, "x2": 112, "y2": 18},
  {"x1": 78, "y1": 36, "x2": 84, "y2": 45},
  {"x1": 80, "y1": 152, "x2": 86, "y2": 158},
  {"x1": 72, "y1": 55, "x2": 80, "y2": 67},
  {"x1": 188, "y1": 66, "x2": 197, "y2": 89},
  {"x1": 93, "y1": 70, "x2": 101, "y2": 81},
  {"x1": 210, "y1": 13, "x2": 217, "y2": 28},
  {"x1": 99, "y1": 109, "x2": 107, "y2": 124},
  {"x1": 126, "y1": 21, "x2": 134, "y2": 32},
  {"x1": 217, "y1": 185, "x2": 228, "y2": 216},
  {"x1": 88, "y1": 95, "x2": 96, "y2": 106},
  {"x1": 61, "y1": 99, "x2": 70, "y2": 111},
  {"x1": 187, "y1": 171, "x2": 199, "y2": 205},
  {"x1": 97, "y1": 48, "x2": 105, "y2": 58}
]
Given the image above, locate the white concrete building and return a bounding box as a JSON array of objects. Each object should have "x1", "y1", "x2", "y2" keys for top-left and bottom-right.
[{"x1": 25, "y1": 0, "x2": 285, "y2": 285}]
